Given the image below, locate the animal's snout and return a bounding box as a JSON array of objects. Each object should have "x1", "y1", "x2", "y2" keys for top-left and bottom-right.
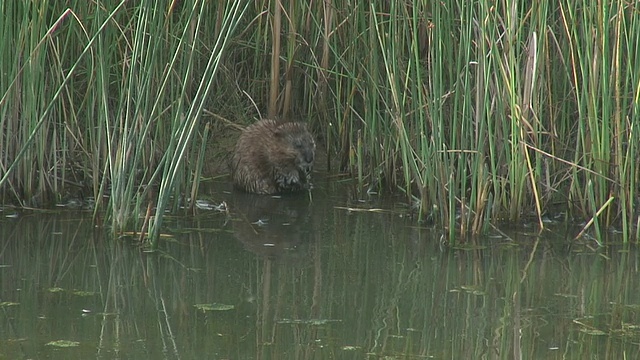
[{"x1": 304, "y1": 149, "x2": 315, "y2": 165}]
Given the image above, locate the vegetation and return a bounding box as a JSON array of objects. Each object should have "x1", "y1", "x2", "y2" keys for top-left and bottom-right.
[{"x1": 1, "y1": 1, "x2": 639, "y2": 243}]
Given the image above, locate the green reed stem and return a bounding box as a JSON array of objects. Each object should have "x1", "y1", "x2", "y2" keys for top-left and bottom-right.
[{"x1": 148, "y1": 0, "x2": 248, "y2": 246}]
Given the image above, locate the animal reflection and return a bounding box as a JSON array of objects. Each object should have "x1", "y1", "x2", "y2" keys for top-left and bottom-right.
[{"x1": 230, "y1": 193, "x2": 314, "y2": 260}]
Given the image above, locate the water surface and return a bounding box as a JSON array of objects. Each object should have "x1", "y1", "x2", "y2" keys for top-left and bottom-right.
[{"x1": 1, "y1": 177, "x2": 639, "y2": 359}]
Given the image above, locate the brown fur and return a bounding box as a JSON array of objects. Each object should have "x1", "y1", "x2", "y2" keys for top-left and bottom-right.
[{"x1": 231, "y1": 119, "x2": 316, "y2": 194}]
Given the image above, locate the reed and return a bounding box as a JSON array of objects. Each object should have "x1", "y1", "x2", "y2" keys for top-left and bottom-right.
[
  {"x1": 0, "y1": 1, "x2": 248, "y2": 243},
  {"x1": 147, "y1": 1, "x2": 249, "y2": 246},
  {"x1": 310, "y1": 1, "x2": 638, "y2": 242},
  {"x1": 1, "y1": 1, "x2": 639, "y2": 242}
]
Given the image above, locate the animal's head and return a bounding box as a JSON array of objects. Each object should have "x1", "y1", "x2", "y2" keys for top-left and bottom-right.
[{"x1": 275, "y1": 122, "x2": 316, "y2": 174}]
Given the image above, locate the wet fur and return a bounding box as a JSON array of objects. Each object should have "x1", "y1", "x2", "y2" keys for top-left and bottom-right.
[{"x1": 231, "y1": 119, "x2": 315, "y2": 194}]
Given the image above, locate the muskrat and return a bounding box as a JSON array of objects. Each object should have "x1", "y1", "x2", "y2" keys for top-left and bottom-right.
[{"x1": 231, "y1": 119, "x2": 315, "y2": 194}]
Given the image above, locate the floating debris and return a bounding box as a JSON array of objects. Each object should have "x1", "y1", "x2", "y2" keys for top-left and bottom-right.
[
  {"x1": 194, "y1": 303, "x2": 235, "y2": 312},
  {"x1": 252, "y1": 219, "x2": 268, "y2": 226},
  {"x1": 277, "y1": 318, "x2": 341, "y2": 325},
  {"x1": 46, "y1": 340, "x2": 80, "y2": 347},
  {"x1": 0, "y1": 302, "x2": 19, "y2": 308},
  {"x1": 342, "y1": 345, "x2": 360, "y2": 351},
  {"x1": 195, "y1": 200, "x2": 228, "y2": 212}
]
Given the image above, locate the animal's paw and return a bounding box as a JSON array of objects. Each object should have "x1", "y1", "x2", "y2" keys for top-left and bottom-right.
[{"x1": 275, "y1": 170, "x2": 301, "y2": 190}]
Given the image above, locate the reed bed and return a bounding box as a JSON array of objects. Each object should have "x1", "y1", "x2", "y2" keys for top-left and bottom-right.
[{"x1": 1, "y1": 1, "x2": 638, "y2": 243}]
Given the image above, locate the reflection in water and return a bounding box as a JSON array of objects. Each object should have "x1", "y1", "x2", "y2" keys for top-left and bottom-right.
[
  {"x1": 229, "y1": 192, "x2": 314, "y2": 260},
  {"x1": 1, "y1": 191, "x2": 640, "y2": 359},
  {"x1": 225, "y1": 190, "x2": 324, "y2": 359}
]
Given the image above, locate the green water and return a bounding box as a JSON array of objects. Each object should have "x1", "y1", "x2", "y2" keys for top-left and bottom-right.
[{"x1": 1, "y1": 179, "x2": 639, "y2": 359}]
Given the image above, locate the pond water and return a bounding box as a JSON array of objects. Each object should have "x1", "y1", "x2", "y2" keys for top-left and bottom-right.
[{"x1": 1, "y1": 175, "x2": 639, "y2": 359}]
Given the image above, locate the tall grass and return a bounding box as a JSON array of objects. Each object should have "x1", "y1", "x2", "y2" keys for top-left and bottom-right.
[
  {"x1": 1, "y1": 1, "x2": 639, "y2": 243},
  {"x1": 310, "y1": 0, "x2": 639, "y2": 242},
  {"x1": 1, "y1": 1, "x2": 249, "y2": 245}
]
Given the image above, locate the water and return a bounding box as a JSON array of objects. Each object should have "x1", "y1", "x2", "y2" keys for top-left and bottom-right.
[{"x1": 1, "y1": 177, "x2": 639, "y2": 359}]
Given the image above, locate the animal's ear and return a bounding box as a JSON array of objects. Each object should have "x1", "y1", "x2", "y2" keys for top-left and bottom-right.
[{"x1": 273, "y1": 126, "x2": 286, "y2": 138}]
